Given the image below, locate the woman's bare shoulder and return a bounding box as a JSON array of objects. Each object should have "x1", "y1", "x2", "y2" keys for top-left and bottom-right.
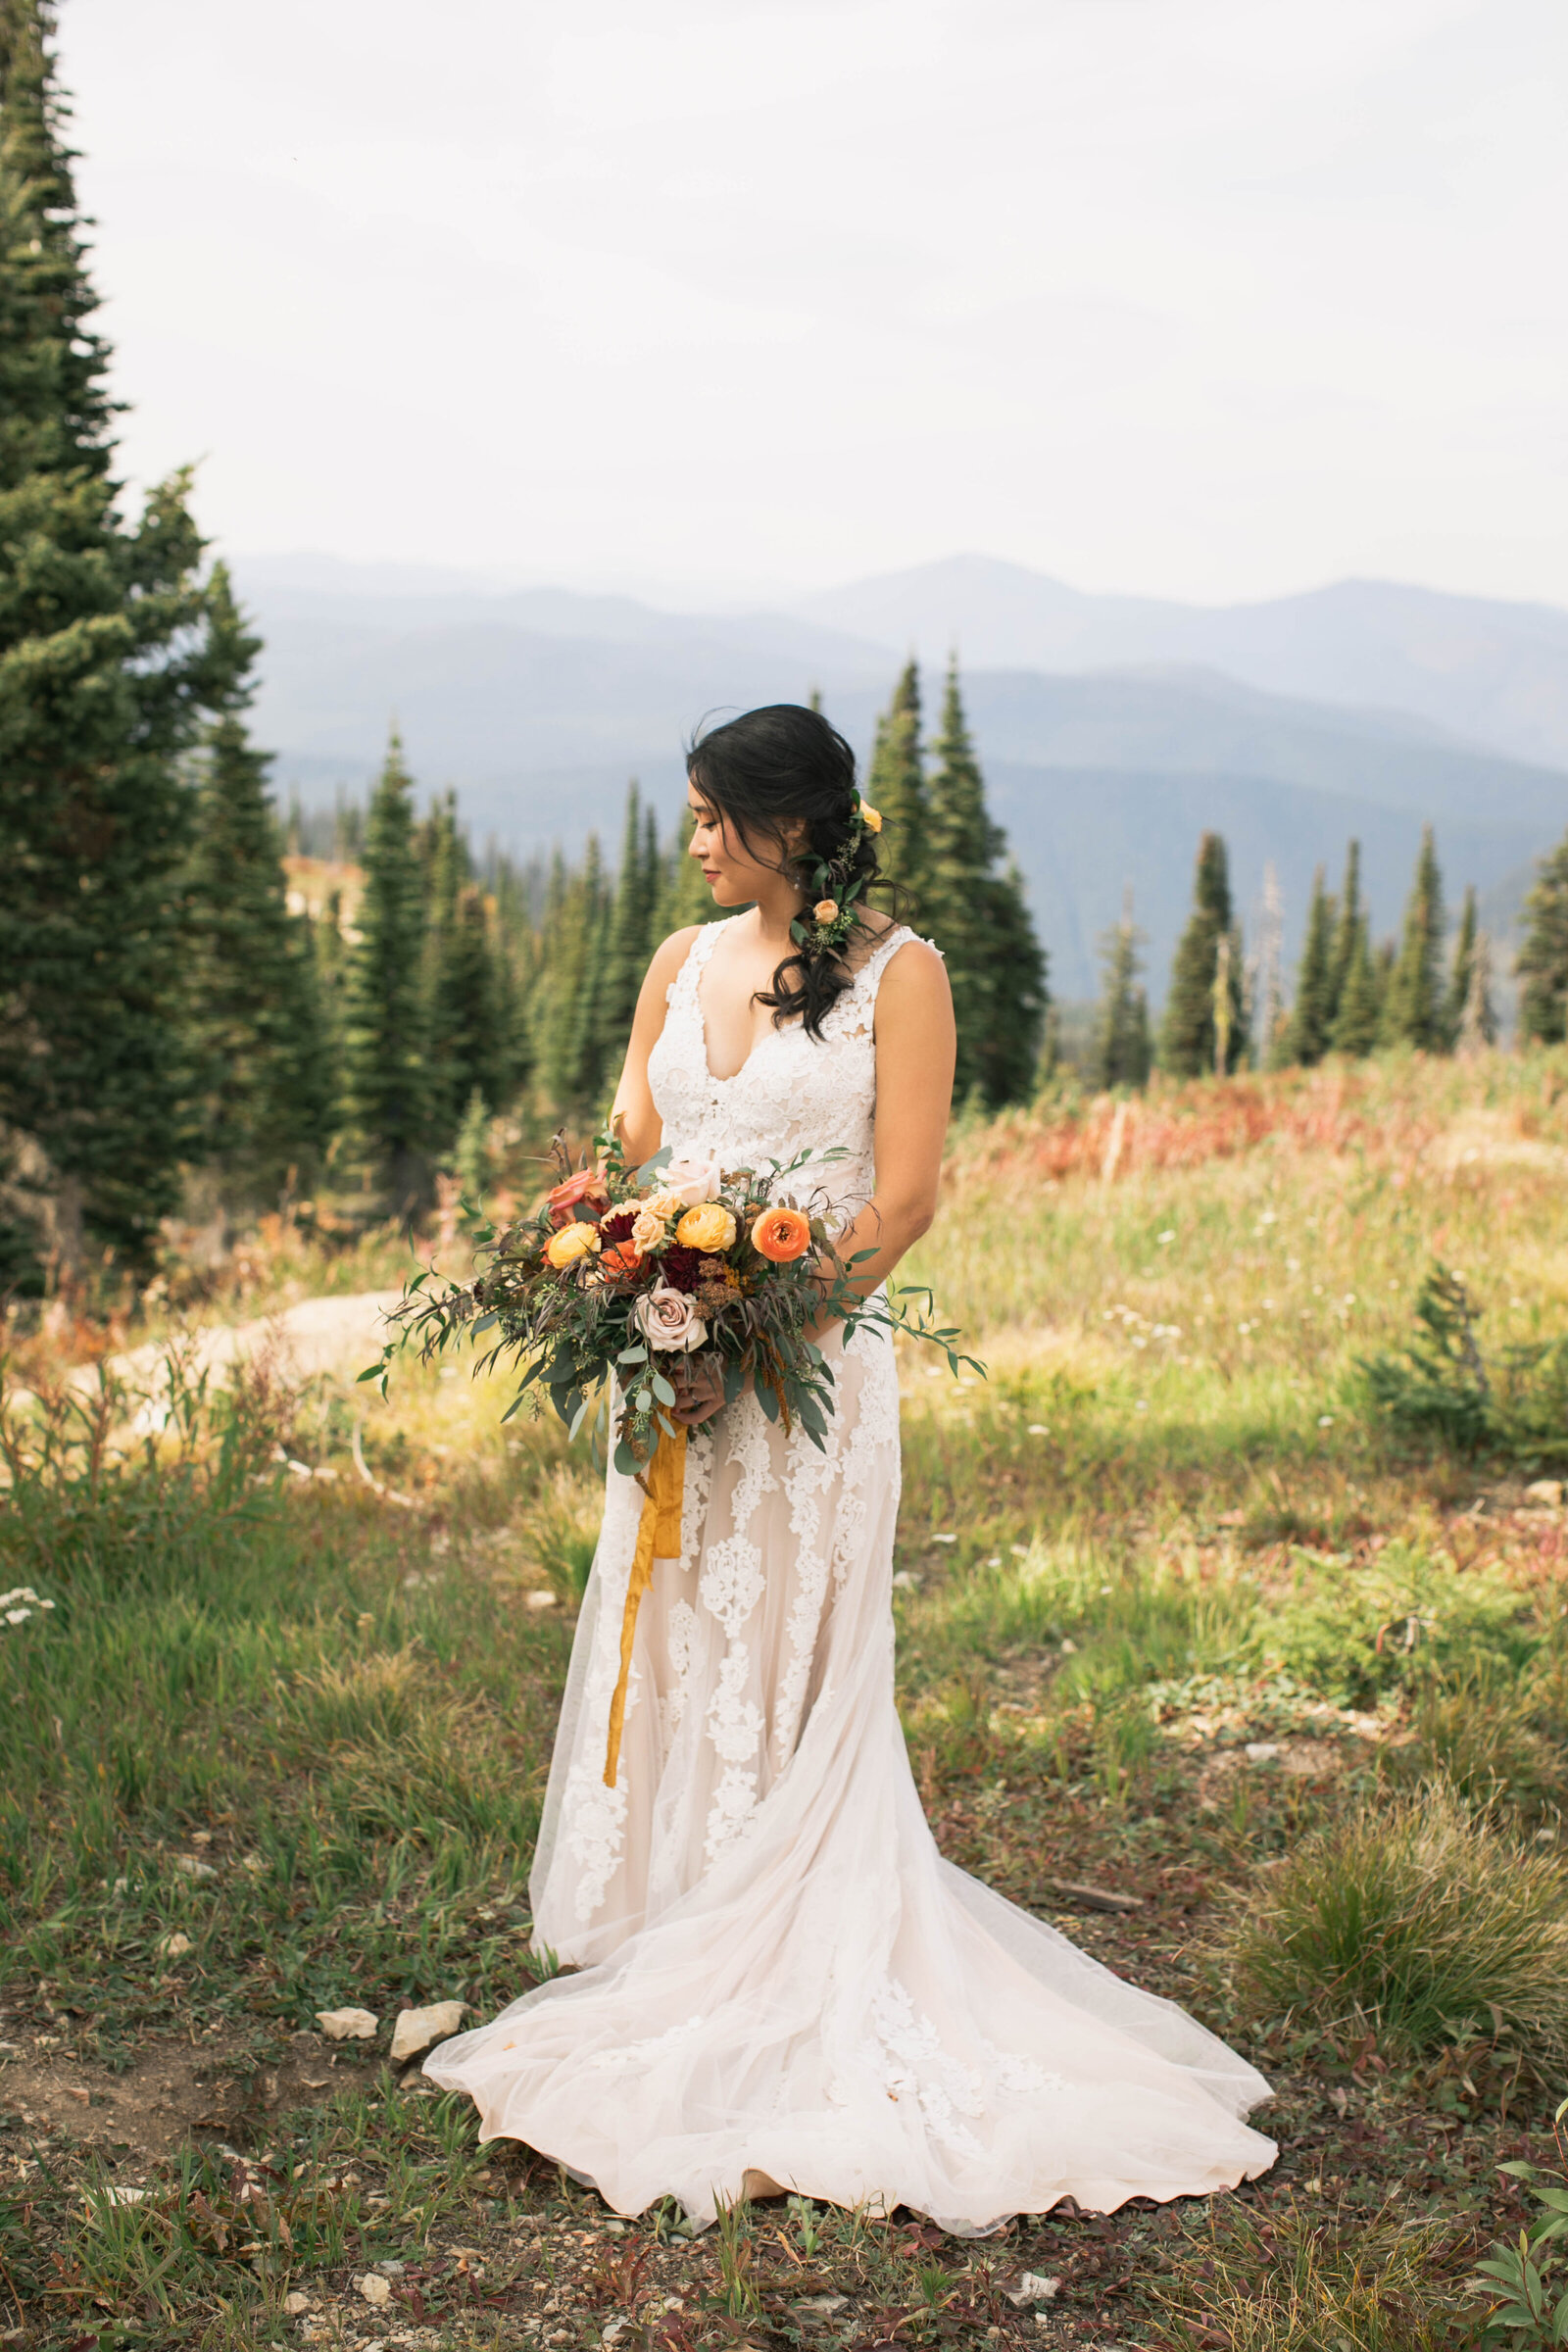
[
  {"x1": 645, "y1": 925, "x2": 703, "y2": 980},
  {"x1": 873, "y1": 931, "x2": 951, "y2": 1008}
]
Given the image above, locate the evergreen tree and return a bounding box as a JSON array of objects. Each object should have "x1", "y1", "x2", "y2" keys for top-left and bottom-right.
[
  {"x1": 1445, "y1": 884, "x2": 1481, "y2": 1052},
  {"x1": 1091, "y1": 896, "x2": 1152, "y2": 1090},
  {"x1": 922, "y1": 660, "x2": 1046, "y2": 1106},
  {"x1": 1283, "y1": 866, "x2": 1337, "y2": 1065},
  {"x1": 599, "y1": 781, "x2": 659, "y2": 1061},
  {"x1": 1455, "y1": 927, "x2": 1497, "y2": 1055},
  {"x1": 1160, "y1": 833, "x2": 1245, "y2": 1076},
  {"x1": 530, "y1": 837, "x2": 612, "y2": 1114},
  {"x1": 658, "y1": 806, "x2": 723, "y2": 935},
  {"x1": 433, "y1": 885, "x2": 503, "y2": 1137},
  {"x1": 1327, "y1": 839, "x2": 1363, "y2": 1024},
  {"x1": 1383, "y1": 825, "x2": 1446, "y2": 1051},
  {"x1": 1328, "y1": 915, "x2": 1381, "y2": 1056},
  {"x1": 865, "y1": 659, "x2": 929, "y2": 904},
  {"x1": 182, "y1": 565, "x2": 334, "y2": 1195},
  {"x1": 0, "y1": 1, "x2": 219, "y2": 1283},
  {"x1": 340, "y1": 733, "x2": 428, "y2": 1205},
  {"x1": 1516, "y1": 835, "x2": 1568, "y2": 1045}
]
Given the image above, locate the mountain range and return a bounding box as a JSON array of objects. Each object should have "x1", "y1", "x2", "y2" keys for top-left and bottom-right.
[{"x1": 236, "y1": 553, "x2": 1568, "y2": 1003}]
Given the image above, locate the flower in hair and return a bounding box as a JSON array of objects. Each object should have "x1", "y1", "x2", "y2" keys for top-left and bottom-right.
[
  {"x1": 812, "y1": 898, "x2": 839, "y2": 924},
  {"x1": 859, "y1": 802, "x2": 882, "y2": 833}
]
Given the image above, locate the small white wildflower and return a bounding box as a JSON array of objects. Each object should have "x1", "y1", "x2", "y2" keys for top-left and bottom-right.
[
  {"x1": 931, "y1": 1533, "x2": 957, "y2": 1544},
  {"x1": 1318, "y1": 1414, "x2": 1335, "y2": 1427},
  {"x1": 1157, "y1": 1231, "x2": 1176, "y2": 1246},
  {"x1": 1134, "y1": 1399, "x2": 1149, "y2": 1413},
  {"x1": 1027, "y1": 1423, "x2": 1050, "y2": 1436}
]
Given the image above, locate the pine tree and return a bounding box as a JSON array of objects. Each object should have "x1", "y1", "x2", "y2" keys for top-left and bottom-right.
[
  {"x1": 1445, "y1": 884, "x2": 1480, "y2": 1052},
  {"x1": 1455, "y1": 928, "x2": 1497, "y2": 1055},
  {"x1": 1284, "y1": 866, "x2": 1337, "y2": 1065},
  {"x1": 340, "y1": 733, "x2": 428, "y2": 1205},
  {"x1": 1516, "y1": 835, "x2": 1568, "y2": 1045},
  {"x1": 599, "y1": 781, "x2": 659, "y2": 1062},
  {"x1": 530, "y1": 837, "x2": 612, "y2": 1114},
  {"x1": 0, "y1": 1, "x2": 219, "y2": 1284},
  {"x1": 922, "y1": 661, "x2": 1047, "y2": 1106},
  {"x1": 1383, "y1": 825, "x2": 1446, "y2": 1051},
  {"x1": 1160, "y1": 833, "x2": 1244, "y2": 1076},
  {"x1": 1328, "y1": 915, "x2": 1381, "y2": 1057},
  {"x1": 659, "y1": 807, "x2": 722, "y2": 935},
  {"x1": 182, "y1": 565, "x2": 334, "y2": 1196},
  {"x1": 1092, "y1": 895, "x2": 1152, "y2": 1090},
  {"x1": 1327, "y1": 840, "x2": 1364, "y2": 1024},
  {"x1": 434, "y1": 885, "x2": 503, "y2": 1138},
  {"x1": 865, "y1": 659, "x2": 929, "y2": 905}
]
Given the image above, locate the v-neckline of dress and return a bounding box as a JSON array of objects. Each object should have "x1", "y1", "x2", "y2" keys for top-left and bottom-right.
[{"x1": 689, "y1": 916, "x2": 907, "y2": 1087}]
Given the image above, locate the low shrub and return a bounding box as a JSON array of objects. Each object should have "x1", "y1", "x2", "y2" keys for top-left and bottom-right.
[
  {"x1": 1265, "y1": 1544, "x2": 1537, "y2": 1707},
  {"x1": 1362, "y1": 1264, "x2": 1568, "y2": 1469},
  {"x1": 1227, "y1": 1782, "x2": 1568, "y2": 2069}
]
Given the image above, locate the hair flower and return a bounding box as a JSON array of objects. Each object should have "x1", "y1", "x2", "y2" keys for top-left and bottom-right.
[
  {"x1": 812, "y1": 898, "x2": 840, "y2": 925},
  {"x1": 858, "y1": 801, "x2": 882, "y2": 833}
]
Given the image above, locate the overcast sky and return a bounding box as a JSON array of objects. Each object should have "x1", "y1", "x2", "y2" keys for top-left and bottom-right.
[{"x1": 56, "y1": 0, "x2": 1568, "y2": 610}]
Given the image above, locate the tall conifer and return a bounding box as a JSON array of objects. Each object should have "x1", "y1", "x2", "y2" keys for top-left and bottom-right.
[
  {"x1": 0, "y1": 1, "x2": 218, "y2": 1282},
  {"x1": 1160, "y1": 833, "x2": 1245, "y2": 1076},
  {"x1": 1445, "y1": 885, "x2": 1481, "y2": 1052},
  {"x1": 1517, "y1": 836, "x2": 1568, "y2": 1045},
  {"x1": 599, "y1": 781, "x2": 659, "y2": 1061},
  {"x1": 1383, "y1": 826, "x2": 1446, "y2": 1051},
  {"x1": 182, "y1": 566, "x2": 333, "y2": 1195},
  {"x1": 1092, "y1": 897, "x2": 1152, "y2": 1090},
  {"x1": 340, "y1": 733, "x2": 428, "y2": 1204},
  {"x1": 923, "y1": 661, "x2": 1046, "y2": 1106},
  {"x1": 865, "y1": 660, "x2": 929, "y2": 905},
  {"x1": 1284, "y1": 867, "x2": 1337, "y2": 1065},
  {"x1": 1328, "y1": 917, "x2": 1381, "y2": 1057},
  {"x1": 1326, "y1": 840, "x2": 1363, "y2": 1025}
]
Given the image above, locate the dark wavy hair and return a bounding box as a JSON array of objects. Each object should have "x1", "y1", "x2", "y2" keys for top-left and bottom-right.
[{"x1": 685, "y1": 703, "x2": 902, "y2": 1040}]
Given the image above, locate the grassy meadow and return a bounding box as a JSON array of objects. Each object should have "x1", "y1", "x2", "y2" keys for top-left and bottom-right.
[{"x1": 4, "y1": 1051, "x2": 1568, "y2": 2349}]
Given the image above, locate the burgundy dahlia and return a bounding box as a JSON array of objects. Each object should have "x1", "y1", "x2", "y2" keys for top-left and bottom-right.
[
  {"x1": 660, "y1": 1246, "x2": 704, "y2": 1294},
  {"x1": 600, "y1": 1206, "x2": 639, "y2": 1246}
]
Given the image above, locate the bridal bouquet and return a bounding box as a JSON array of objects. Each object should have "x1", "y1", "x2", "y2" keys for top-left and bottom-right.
[{"x1": 365, "y1": 1133, "x2": 977, "y2": 1783}]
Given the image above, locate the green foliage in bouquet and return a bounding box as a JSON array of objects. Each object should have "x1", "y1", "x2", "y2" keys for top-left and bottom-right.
[{"x1": 363, "y1": 1129, "x2": 979, "y2": 1477}]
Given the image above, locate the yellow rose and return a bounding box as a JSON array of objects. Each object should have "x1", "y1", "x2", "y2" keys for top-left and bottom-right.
[
  {"x1": 645, "y1": 1189, "x2": 684, "y2": 1222},
  {"x1": 545, "y1": 1220, "x2": 602, "y2": 1270},
  {"x1": 859, "y1": 801, "x2": 882, "y2": 832},
  {"x1": 630, "y1": 1206, "x2": 667, "y2": 1251},
  {"x1": 675, "y1": 1202, "x2": 737, "y2": 1253}
]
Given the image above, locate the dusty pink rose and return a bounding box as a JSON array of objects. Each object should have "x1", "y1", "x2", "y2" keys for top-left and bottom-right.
[
  {"x1": 633, "y1": 1284, "x2": 710, "y2": 1353},
  {"x1": 662, "y1": 1153, "x2": 723, "y2": 1208}
]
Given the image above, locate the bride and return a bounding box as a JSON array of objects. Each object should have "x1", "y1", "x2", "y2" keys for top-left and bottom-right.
[{"x1": 426, "y1": 703, "x2": 1276, "y2": 2232}]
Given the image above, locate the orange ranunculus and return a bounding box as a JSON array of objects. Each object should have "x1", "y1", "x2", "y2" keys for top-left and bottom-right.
[
  {"x1": 751, "y1": 1205, "x2": 811, "y2": 1263},
  {"x1": 675, "y1": 1201, "x2": 737, "y2": 1253},
  {"x1": 545, "y1": 1220, "x2": 602, "y2": 1270},
  {"x1": 600, "y1": 1242, "x2": 644, "y2": 1280},
  {"x1": 812, "y1": 899, "x2": 839, "y2": 925},
  {"x1": 545, "y1": 1167, "x2": 610, "y2": 1229}
]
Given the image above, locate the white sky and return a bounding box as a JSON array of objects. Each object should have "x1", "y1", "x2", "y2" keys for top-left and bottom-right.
[{"x1": 56, "y1": 0, "x2": 1568, "y2": 609}]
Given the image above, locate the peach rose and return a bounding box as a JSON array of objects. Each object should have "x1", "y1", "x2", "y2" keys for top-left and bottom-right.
[
  {"x1": 751, "y1": 1205, "x2": 811, "y2": 1263},
  {"x1": 545, "y1": 1220, "x2": 602, "y2": 1271},
  {"x1": 812, "y1": 899, "x2": 839, "y2": 925},
  {"x1": 544, "y1": 1167, "x2": 610, "y2": 1229},
  {"x1": 633, "y1": 1284, "x2": 709, "y2": 1353},
  {"x1": 662, "y1": 1154, "x2": 723, "y2": 1208},
  {"x1": 859, "y1": 800, "x2": 882, "y2": 832},
  {"x1": 630, "y1": 1206, "x2": 668, "y2": 1251},
  {"x1": 675, "y1": 1202, "x2": 737, "y2": 1253}
]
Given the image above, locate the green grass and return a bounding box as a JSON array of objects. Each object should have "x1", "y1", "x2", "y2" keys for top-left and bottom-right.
[{"x1": 4, "y1": 1048, "x2": 1568, "y2": 2345}]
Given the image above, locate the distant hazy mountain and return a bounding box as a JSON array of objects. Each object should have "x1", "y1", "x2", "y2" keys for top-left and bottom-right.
[
  {"x1": 234, "y1": 558, "x2": 1567, "y2": 1003},
  {"x1": 791, "y1": 556, "x2": 1568, "y2": 773}
]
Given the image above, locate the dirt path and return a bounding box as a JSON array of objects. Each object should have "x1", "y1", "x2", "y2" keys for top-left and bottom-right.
[{"x1": 88, "y1": 1290, "x2": 404, "y2": 1399}]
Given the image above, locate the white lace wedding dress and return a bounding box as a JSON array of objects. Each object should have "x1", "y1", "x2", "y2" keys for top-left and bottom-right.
[{"x1": 426, "y1": 919, "x2": 1276, "y2": 2231}]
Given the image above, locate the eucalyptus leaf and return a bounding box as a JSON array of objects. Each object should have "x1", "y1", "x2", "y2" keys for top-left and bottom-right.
[{"x1": 651, "y1": 1372, "x2": 676, "y2": 1406}]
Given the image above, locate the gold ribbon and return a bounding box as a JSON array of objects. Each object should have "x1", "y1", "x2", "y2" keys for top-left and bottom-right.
[{"x1": 603, "y1": 1424, "x2": 688, "y2": 1788}]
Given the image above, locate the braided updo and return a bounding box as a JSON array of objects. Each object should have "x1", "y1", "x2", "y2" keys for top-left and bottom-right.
[{"x1": 685, "y1": 704, "x2": 902, "y2": 1041}]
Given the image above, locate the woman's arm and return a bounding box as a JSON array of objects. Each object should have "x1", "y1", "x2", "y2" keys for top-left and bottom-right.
[
  {"x1": 608, "y1": 927, "x2": 700, "y2": 1168},
  {"x1": 814, "y1": 938, "x2": 955, "y2": 1325}
]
